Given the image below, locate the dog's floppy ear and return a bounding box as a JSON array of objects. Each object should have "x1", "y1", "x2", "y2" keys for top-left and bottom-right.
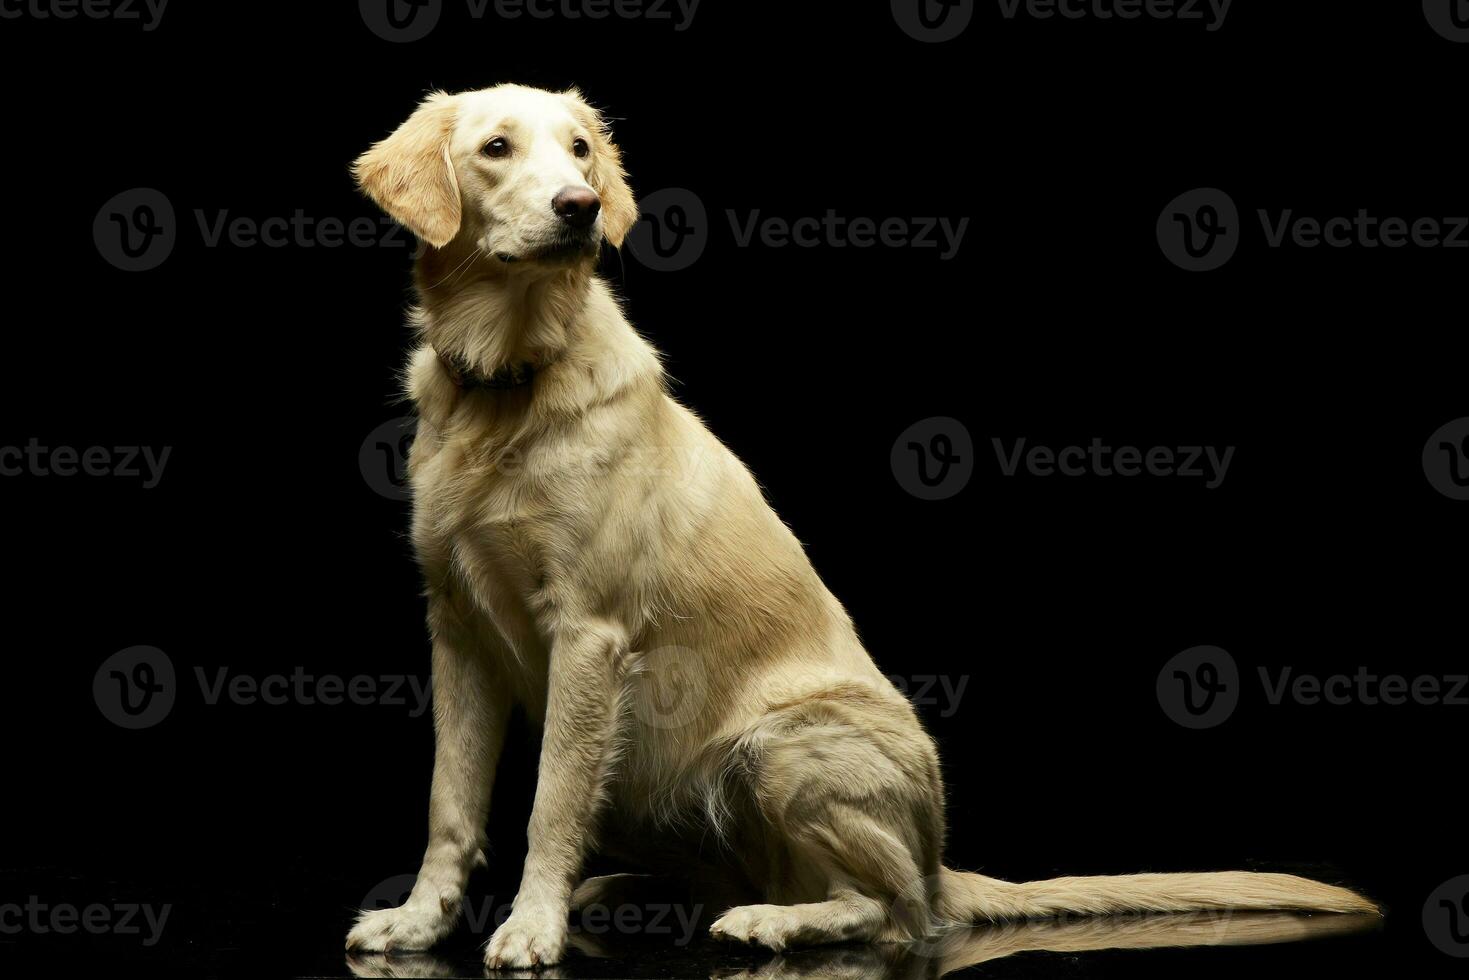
[
  {"x1": 353, "y1": 91, "x2": 462, "y2": 249},
  {"x1": 565, "y1": 89, "x2": 637, "y2": 248},
  {"x1": 591, "y1": 136, "x2": 638, "y2": 249}
]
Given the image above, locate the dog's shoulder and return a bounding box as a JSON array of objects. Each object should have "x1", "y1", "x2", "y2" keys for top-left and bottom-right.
[{"x1": 403, "y1": 338, "x2": 455, "y2": 423}]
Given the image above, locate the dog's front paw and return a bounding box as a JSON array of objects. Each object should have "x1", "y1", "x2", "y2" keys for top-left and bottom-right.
[
  {"x1": 346, "y1": 901, "x2": 457, "y2": 953},
  {"x1": 484, "y1": 906, "x2": 568, "y2": 969},
  {"x1": 345, "y1": 950, "x2": 461, "y2": 978}
]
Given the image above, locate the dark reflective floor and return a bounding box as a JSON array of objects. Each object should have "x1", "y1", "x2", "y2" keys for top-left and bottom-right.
[
  {"x1": 333, "y1": 911, "x2": 1386, "y2": 980},
  {"x1": 3, "y1": 867, "x2": 1455, "y2": 979}
]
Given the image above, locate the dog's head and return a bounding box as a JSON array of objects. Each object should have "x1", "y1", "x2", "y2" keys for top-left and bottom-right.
[{"x1": 353, "y1": 84, "x2": 637, "y2": 266}]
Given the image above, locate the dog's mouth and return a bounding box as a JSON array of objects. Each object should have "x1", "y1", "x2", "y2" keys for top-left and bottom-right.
[{"x1": 497, "y1": 233, "x2": 599, "y2": 265}]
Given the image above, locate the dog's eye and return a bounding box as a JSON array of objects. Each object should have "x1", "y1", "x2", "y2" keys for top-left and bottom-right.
[
  {"x1": 482, "y1": 138, "x2": 510, "y2": 158},
  {"x1": 572, "y1": 138, "x2": 590, "y2": 159}
]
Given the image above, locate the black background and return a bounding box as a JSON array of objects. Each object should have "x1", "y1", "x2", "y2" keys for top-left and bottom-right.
[{"x1": 1, "y1": 1, "x2": 1465, "y2": 977}]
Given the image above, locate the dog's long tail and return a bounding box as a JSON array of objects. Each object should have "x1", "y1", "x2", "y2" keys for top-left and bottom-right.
[{"x1": 933, "y1": 866, "x2": 1379, "y2": 923}]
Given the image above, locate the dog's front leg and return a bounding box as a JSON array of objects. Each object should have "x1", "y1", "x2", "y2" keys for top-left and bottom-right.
[
  {"x1": 348, "y1": 606, "x2": 510, "y2": 953},
  {"x1": 485, "y1": 621, "x2": 629, "y2": 969}
]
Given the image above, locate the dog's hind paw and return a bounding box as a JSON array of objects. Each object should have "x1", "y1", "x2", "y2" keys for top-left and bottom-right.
[{"x1": 710, "y1": 904, "x2": 803, "y2": 951}]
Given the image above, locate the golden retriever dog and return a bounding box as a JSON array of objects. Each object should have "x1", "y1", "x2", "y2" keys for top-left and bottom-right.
[{"x1": 344, "y1": 84, "x2": 1378, "y2": 969}]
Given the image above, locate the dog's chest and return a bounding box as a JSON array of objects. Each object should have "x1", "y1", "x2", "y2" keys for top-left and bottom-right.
[{"x1": 411, "y1": 414, "x2": 612, "y2": 641}]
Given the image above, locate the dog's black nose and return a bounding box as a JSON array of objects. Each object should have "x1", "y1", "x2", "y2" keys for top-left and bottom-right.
[{"x1": 552, "y1": 187, "x2": 601, "y2": 229}]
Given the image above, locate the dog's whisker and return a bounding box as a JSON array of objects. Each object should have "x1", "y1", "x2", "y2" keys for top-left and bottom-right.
[{"x1": 423, "y1": 244, "x2": 483, "y2": 292}]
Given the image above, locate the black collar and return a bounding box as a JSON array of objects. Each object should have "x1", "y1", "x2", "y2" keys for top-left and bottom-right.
[{"x1": 436, "y1": 349, "x2": 537, "y2": 391}]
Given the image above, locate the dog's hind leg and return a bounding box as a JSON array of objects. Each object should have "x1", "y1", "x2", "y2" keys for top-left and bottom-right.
[
  {"x1": 710, "y1": 800, "x2": 929, "y2": 950},
  {"x1": 710, "y1": 887, "x2": 889, "y2": 951},
  {"x1": 570, "y1": 873, "x2": 667, "y2": 910},
  {"x1": 710, "y1": 698, "x2": 945, "y2": 951}
]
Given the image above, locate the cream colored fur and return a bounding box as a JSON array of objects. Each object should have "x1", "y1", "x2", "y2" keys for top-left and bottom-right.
[{"x1": 343, "y1": 84, "x2": 1378, "y2": 970}]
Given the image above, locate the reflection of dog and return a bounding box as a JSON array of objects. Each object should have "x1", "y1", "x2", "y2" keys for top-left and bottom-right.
[
  {"x1": 343, "y1": 84, "x2": 1379, "y2": 970},
  {"x1": 345, "y1": 910, "x2": 1382, "y2": 980},
  {"x1": 728, "y1": 911, "x2": 1383, "y2": 980}
]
